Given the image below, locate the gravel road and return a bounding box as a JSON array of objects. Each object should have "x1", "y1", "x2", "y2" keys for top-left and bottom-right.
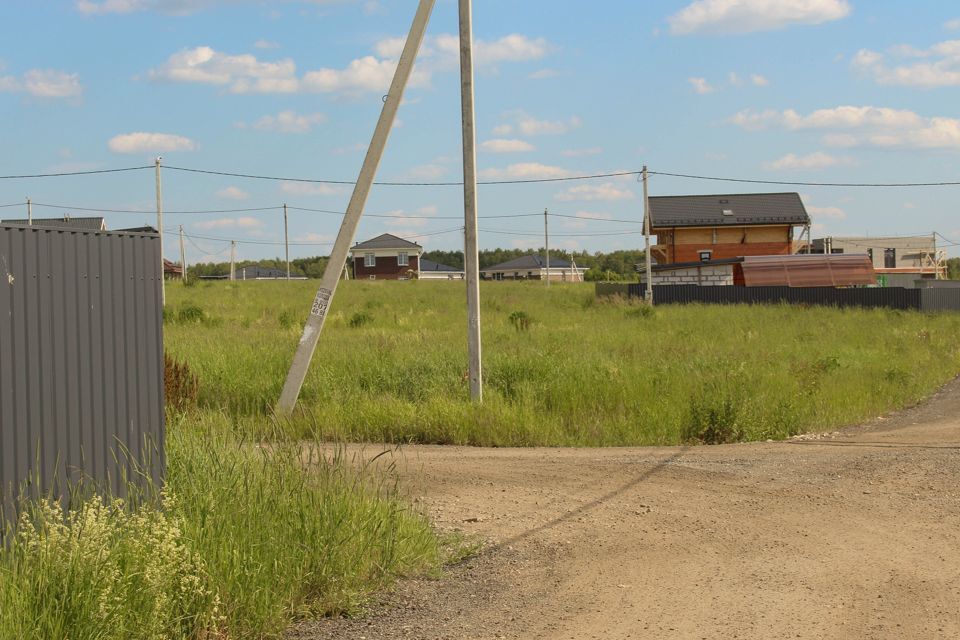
[{"x1": 292, "y1": 378, "x2": 960, "y2": 639}]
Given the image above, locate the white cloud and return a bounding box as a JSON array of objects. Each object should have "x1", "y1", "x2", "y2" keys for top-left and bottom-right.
[
  {"x1": 239, "y1": 110, "x2": 327, "y2": 133},
  {"x1": 302, "y1": 56, "x2": 413, "y2": 94},
  {"x1": 108, "y1": 132, "x2": 196, "y2": 154},
  {"x1": 728, "y1": 72, "x2": 743, "y2": 86},
  {"x1": 764, "y1": 151, "x2": 854, "y2": 171},
  {"x1": 751, "y1": 73, "x2": 769, "y2": 86},
  {"x1": 480, "y1": 138, "x2": 535, "y2": 153},
  {"x1": 279, "y1": 181, "x2": 342, "y2": 196},
  {"x1": 333, "y1": 142, "x2": 366, "y2": 155},
  {"x1": 0, "y1": 69, "x2": 82, "y2": 98},
  {"x1": 406, "y1": 164, "x2": 448, "y2": 179},
  {"x1": 668, "y1": 0, "x2": 852, "y2": 35},
  {"x1": 561, "y1": 147, "x2": 603, "y2": 157},
  {"x1": 904, "y1": 202, "x2": 917, "y2": 209},
  {"x1": 492, "y1": 124, "x2": 514, "y2": 136},
  {"x1": 479, "y1": 163, "x2": 572, "y2": 180},
  {"x1": 296, "y1": 232, "x2": 335, "y2": 244},
  {"x1": 76, "y1": 0, "x2": 147, "y2": 14},
  {"x1": 555, "y1": 182, "x2": 635, "y2": 202},
  {"x1": 148, "y1": 46, "x2": 298, "y2": 94},
  {"x1": 806, "y1": 205, "x2": 846, "y2": 219},
  {"x1": 194, "y1": 216, "x2": 263, "y2": 230},
  {"x1": 946, "y1": 19, "x2": 960, "y2": 31},
  {"x1": 731, "y1": 105, "x2": 960, "y2": 151},
  {"x1": 688, "y1": 77, "x2": 715, "y2": 94},
  {"x1": 254, "y1": 39, "x2": 279, "y2": 50},
  {"x1": 561, "y1": 211, "x2": 614, "y2": 229},
  {"x1": 215, "y1": 186, "x2": 250, "y2": 200},
  {"x1": 78, "y1": 0, "x2": 342, "y2": 15},
  {"x1": 529, "y1": 68, "x2": 559, "y2": 79},
  {"x1": 382, "y1": 208, "x2": 436, "y2": 228},
  {"x1": 513, "y1": 114, "x2": 582, "y2": 136},
  {"x1": 852, "y1": 41, "x2": 960, "y2": 88}
]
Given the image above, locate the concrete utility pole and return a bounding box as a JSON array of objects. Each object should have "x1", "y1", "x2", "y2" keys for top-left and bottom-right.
[
  {"x1": 277, "y1": 0, "x2": 436, "y2": 413},
  {"x1": 178, "y1": 225, "x2": 187, "y2": 282},
  {"x1": 26, "y1": 198, "x2": 32, "y2": 226},
  {"x1": 544, "y1": 207, "x2": 550, "y2": 287},
  {"x1": 283, "y1": 203, "x2": 290, "y2": 280},
  {"x1": 155, "y1": 157, "x2": 165, "y2": 305},
  {"x1": 460, "y1": 0, "x2": 483, "y2": 401},
  {"x1": 642, "y1": 165, "x2": 653, "y2": 305},
  {"x1": 229, "y1": 240, "x2": 236, "y2": 281}
]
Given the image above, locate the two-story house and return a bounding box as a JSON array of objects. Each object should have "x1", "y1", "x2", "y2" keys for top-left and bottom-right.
[{"x1": 350, "y1": 233, "x2": 423, "y2": 280}]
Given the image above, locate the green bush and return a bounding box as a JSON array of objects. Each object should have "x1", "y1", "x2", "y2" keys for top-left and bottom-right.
[{"x1": 349, "y1": 311, "x2": 373, "y2": 328}]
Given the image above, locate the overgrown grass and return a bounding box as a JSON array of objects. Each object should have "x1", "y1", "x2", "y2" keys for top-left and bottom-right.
[
  {"x1": 165, "y1": 280, "x2": 960, "y2": 446},
  {"x1": 0, "y1": 416, "x2": 445, "y2": 639}
]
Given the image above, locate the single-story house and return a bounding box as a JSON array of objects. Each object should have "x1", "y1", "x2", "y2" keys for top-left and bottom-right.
[
  {"x1": 163, "y1": 258, "x2": 183, "y2": 278},
  {"x1": 812, "y1": 234, "x2": 945, "y2": 285},
  {"x1": 350, "y1": 233, "x2": 423, "y2": 280},
  {"x1": 419, "y1": 259, "x2": 465, "y2": 280},
  {"x1": 648, "y1": 192, "x2": 810, "y2": 265},
  {"x1": 480, "y1": 254, "x2": 588, "y2": 281},
  {"x1": 0, "y1": 216, "x2": 106, "y2": 231},
  {"x1": 200, "y1": 265, "x2": 307, "y2": 280},
  {"x1": 639, "y1": 254, "x2": 875, "y2": 288}
]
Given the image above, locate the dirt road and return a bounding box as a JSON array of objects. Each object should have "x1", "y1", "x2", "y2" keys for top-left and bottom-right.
[{"x1": 294, "y1": 380, "x2": 960, "y2": 640}]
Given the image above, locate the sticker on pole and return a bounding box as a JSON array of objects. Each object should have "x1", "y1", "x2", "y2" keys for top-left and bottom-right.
[{"x1": 310, "y1": 287, "x2": 333, "y2": 318}]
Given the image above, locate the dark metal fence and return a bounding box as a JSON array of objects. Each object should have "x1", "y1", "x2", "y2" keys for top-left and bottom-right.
[
  {"x1": 1, "y1": 224, "x2": 165, "y2": 521},
  {"x1": 622, "y1": 284, "x2": 960, "y2": 312}
]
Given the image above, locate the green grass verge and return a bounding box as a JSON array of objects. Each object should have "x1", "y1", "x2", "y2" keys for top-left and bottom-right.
[
  {"x1": 0, "y1": 415, "x2": 445, "y2": 639},
  {"x1": 164, "y1": 279, "x2": 960, "y2": 446}
]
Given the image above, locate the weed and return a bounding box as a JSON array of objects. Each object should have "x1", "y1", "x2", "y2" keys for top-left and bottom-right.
[
  {"x1": 164, "y1": 353, "x2": 199, "y2": 413},
  {"x1": 349, "y1": 311, "x2": 374, "y2": 328},
  {"x1": 508, "y1": 310, "x2": 532, "y2": 331}
]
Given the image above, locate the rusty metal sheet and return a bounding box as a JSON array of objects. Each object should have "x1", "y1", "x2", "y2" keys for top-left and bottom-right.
[{"x1": 740, "y1": 254, "x2": 875, "y2": 287}]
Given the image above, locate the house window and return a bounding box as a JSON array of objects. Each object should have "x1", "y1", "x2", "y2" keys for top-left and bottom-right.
[
  {"x1": 884, "y1": 248, "x2": 896, "y2": 268},
  {"x1": 397, "y1": 252, "x2": 409, "y2": 266},
  {"x1": 830, "y1": 248, "x2": 844, "y2": 254},
  {"x1": 364, "y1": 253, "x2": 375, "y2": 267},
  {"x1": 867, "y1": 248, "x2": 873, "y2": 262},
  {"x1": 698, "y1": 250, "x2": 712, "y2": 262}
]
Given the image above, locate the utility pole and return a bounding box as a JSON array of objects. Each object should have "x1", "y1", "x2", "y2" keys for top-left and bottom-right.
[
  {"x1": 178, "y1": 225, "x2": 187, "y2": 282},
  {"x1": 155, "y1": 157, "x2": 165, "y2": 305},
  {"x1": 26, "y1": 198, "x2": 32, "y2": 226},
  {"x1": 544, "y1": 207, "x2": 550, "y2": 286},
  {"x1": 283, "y1": 203, "x2": 290, "y2": 280},
  {"x1": 277, "y1": 0, "x2": 436, "y2": 413},
  {"x1": 459, "y1": 0, "x2": 483, "y2": 402},
  {"x1": 229, "y1": 240, "x2": 236, "y2": 281},
  {"x1": 642, "y1": 165, "x2": 653, "y2": 305}
]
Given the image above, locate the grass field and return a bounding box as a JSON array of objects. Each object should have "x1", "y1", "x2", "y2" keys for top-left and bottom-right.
[{"x1": 165, "y1": 279, "x2": 960, "y2": 446}]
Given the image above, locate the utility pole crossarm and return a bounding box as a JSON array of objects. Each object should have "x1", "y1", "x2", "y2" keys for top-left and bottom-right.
[{"x1": 277, "y1": 0, "x2": 437, "y2": 413}]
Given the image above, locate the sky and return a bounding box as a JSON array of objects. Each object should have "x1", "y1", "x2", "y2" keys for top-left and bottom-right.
[{"x1": 2, "y1": 0, "x2": 960, "y2": 263}]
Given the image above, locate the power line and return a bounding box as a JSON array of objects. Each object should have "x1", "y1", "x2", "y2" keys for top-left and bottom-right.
[
  {"x1": 288, "y1": 205, "x2": 543, "y2": 220},
  {"x1": 32, "y1": 201, "x2": 283, "y2": 215},
  {"x1": 649, "y1": 170, "x2": 960, "y2": 188},
  {"x1": 480, "y1": 228, "x2": 647, "y2": 238},
  {"x1": 164, "y1": 164, "x2": 642, "y2": 186},
  {"x1": 0, "y1": 166, "x2": 153, "y2": 179},
  {"x1": 170, "y1": 225, "x2": 463, "y2": 248},
  {"x1": 0, "y1": 202, "x2": 24, "y2": 209}
]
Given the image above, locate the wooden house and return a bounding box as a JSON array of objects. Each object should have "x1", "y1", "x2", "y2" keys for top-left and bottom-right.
[
  {"x1": 648, "y1": 193, "x2": 810, "y2": 265},
  {"x1": 350, "y1": 233, "x2": 423, "y2": 280}
]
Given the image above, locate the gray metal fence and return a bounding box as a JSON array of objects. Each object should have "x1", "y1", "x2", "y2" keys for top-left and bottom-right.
[
  {"x1": 617, "y1": 284, "x2": 960, "y2": 311},
  {"x1": 1, "y1": 224, "x2": 164, "y2": 520}
]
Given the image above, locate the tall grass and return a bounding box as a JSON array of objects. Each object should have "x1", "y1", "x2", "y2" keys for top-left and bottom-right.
[
  {"x1": 164, "y1": 280, "x2": 960, "y2": 446},
  {"x1": 0, "y1": 415, "x2": 444, "y2": 639}
]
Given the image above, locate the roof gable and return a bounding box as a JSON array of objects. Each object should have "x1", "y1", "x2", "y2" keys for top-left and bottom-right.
[
  {"x1": 482, "y1": 254, "x2": 573, "y2": 271},
  {"x1": 649, "y1": 192, "x2": 809, "y2": 228},
  {"x1": 352, "y1": 233, "x2": 422, "y2": 250},
  {"x1": 420, "y1": 259, "x2": 462, "y2": 272}
]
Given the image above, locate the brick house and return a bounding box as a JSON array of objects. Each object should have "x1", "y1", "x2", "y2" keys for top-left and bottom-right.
[
  {"x1": 350, "y1": 233, "x2": 423, "y2": 280},
  {"x1": 648, "y1": 193, "x2": 811, "y2": 265}
]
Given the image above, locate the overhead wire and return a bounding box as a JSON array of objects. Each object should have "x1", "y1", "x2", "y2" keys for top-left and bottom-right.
[
  {"x1": 32, "y1": 201, "x2": 283, "y2": 215},
  {"x1": 648, "y1": 170, "x2": 960, "y2": 188},
  {"x1": 0, "y1": 166, "x2": 153, "y2": 179}
]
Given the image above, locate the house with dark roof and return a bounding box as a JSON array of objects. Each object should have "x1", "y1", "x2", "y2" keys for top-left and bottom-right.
[
  {"x1": 648, "y1": 193, "x2": 810, "y2": 265},
  {"x1": 480, "y1": 254, "x2": 588, "y2": 282},
  {"x1": 418, "y1": 258, "x2": 464, "y2": 280},
  {"x1": 350, "y1": 233, "x2": 423, "y2": 280},
  {"x1": 0, "y1": 216, "x2": 106, "y2": 231}
]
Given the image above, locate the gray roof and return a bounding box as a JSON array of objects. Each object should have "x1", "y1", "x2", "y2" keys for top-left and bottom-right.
[
  {"x1": 352, "y1": 233, "x2": 422, "y2": 250},
  {"x1": 482, "y1": 254, "x2": 574, "y2": 272},
  {"x1": 648, "y1": 193, "x2": 809, "y2": 228},
  {"x1": 1, "y1": 216, "x2": 106, "y2": 231},
  {"x1": 420, "y1": 259, "x2": 462, "y2": 272}
]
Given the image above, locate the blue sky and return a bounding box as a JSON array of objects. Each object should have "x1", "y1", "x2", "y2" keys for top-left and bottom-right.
[{"x1": 2, "y1": 0, "x2": 960, "y2": 262}]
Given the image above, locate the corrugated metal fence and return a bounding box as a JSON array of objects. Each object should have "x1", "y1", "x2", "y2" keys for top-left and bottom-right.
[
  {"x1": 1, "y1": 224, "x2": 164, "y2": 520},
  {"x1": 622, "y1": 284, "x2": 960, "y2": 311}
]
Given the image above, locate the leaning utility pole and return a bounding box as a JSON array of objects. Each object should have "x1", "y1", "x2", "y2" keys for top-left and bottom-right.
[
  {"x1": 283, "y1": 203, "x2": 290, "y2": 280},
  {"x1": 277, "y1": 0, "x2": 436, "y2": 412},
  {"x1": 178, "y1": 225, "x2": 187, "y2": 282},
  {"x1": 229, "y1": 240, "x2": 236, "y2": 281},
  {"x1": 459, "y1": 0, "x2": 483, "y2": 401},
  {"x1": 155, "y1": 157, "x2": 165, "y2": 304},
  {"x1": 26, "y1": 198, "x2": 32, "y2": 226},
  {"x1": 642, "y1": 165, "x2": 653, "y2": 305},
  {"x1": 543, "y1": 207, "x2": 550, "y2": 287}
]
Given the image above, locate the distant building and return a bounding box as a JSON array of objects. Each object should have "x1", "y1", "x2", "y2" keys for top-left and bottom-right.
[
  {"x1": 199, "y1": 265, "x2": 307, "y2": 280},
  {"x1": 350, "y1": 233, "x2": 423, "y2": 280},
  {"x1": 163, "y1": 258, "x2": 183, "y2": 279},
  {"x1": 648, "y1": 193, "x2": 810, "y2": 264},
  {"x1": 811, "y1": 235, "x2": 945, "y2": 285},
  {"x1": 480, "y1": 254, "x2": 588, "y2": 281},
  {"x1": 639, "y1": 254, "x2": 875, "y2": 287},
  {"x1": 418, "y1": 259, "x2": 464, "y2": 280},
  {"x1": 1, "y1": 216, "x2": 106, "y2": 231}
]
